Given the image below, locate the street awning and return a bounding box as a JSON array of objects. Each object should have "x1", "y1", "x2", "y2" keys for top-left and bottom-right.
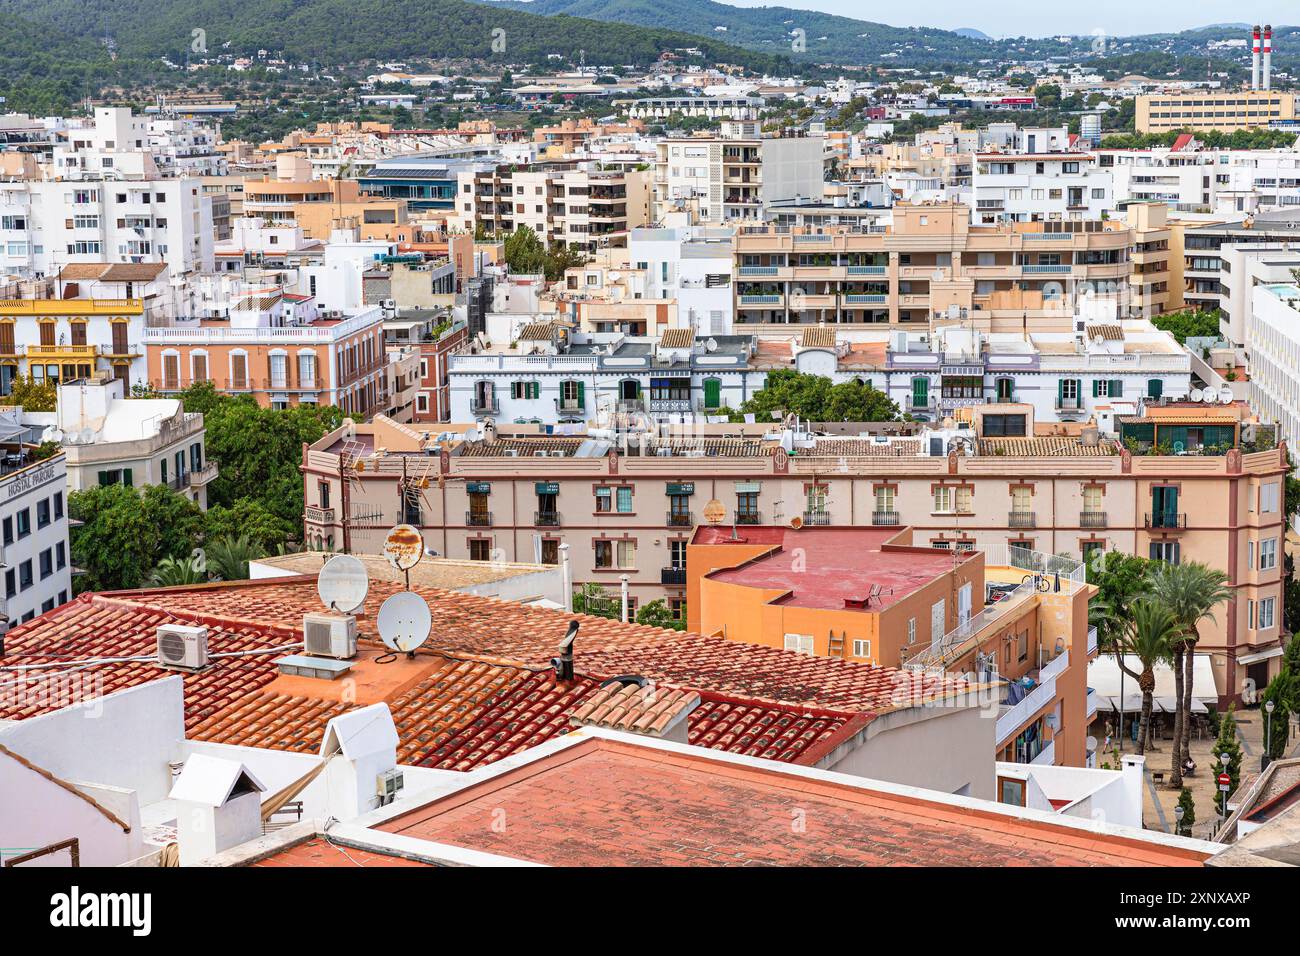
[
  {"x1": 1236, "y1": 646, "x2": 1284, "y2": 667},
  {"x1": 1087, "y1": 653, "x2": 1218, "y2": 707}
]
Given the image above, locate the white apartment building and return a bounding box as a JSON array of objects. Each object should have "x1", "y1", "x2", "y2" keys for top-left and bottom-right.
[
  {"x1": 627, "y1": 226, "x2": 734, "y2": 337},
  {"x1": 147, "y1": 116, "x2": 227, "y2": 178},
  {"x1": 1247, "y1": 283, "x2": 1300, "y2": 449},
  {"x1": 50, "y1": 108, "x2": 157, "y2": 181},
  {"x1": 0, "y1": 451, "x2": 73, "y2": 626},
  {"x1": 1099, "y1": 145, "x2": 1300, "y2": 215},
  {"x1": 449, "y1": 326, "x2": 763, "y2": 425},
  {"x1": 653, "y1": 129, "x2": 825, "y2": 224},
  {"x1": 52, "y1": 378, "x2": 216, "y2": 508},
  {"x1": 973, "y1": 152, "x2": 1113, "y2": 224},
  {"x1": 623, "y1": 96, "x2": 763, "y2": 121},
  {"x1": 1215, "y1": 243, "x2": 1300, "y2": 348},
  {"x1": 0, "y1": 177, "x2": 215, "y2": 278}
]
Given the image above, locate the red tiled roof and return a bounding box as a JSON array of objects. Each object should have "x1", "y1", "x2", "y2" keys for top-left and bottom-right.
[
  {"x1": 3, "y1": 579, "x2": 965, "y2": 773},
  {"x1": 250, "y1": 837, "x2": 431, "y2": 867}
]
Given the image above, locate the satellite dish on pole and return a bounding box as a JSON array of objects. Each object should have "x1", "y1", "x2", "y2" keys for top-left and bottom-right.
[
  {"x1": 702, "y1": 499, "x2": 726, "y2": 524},
  {"x1": 383, "y1": 524, "x2": 424, "y2": 573},
  {"x1": 377, "y1": 591, "x2": 431, "y2": 655},
  {"x1": 317, "y1": 554, "x2": 369, "y2": 614}
]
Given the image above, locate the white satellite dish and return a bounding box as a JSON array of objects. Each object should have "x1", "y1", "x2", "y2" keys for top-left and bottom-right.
[
  {"x1": 1220, "y1": 390, "x2": 1234, "y2": 405},
  {"x1": 317, "y1": 554, "x2": 369, "y2": 613},
  {"x1": 1190, "y1": 388, "x2": 1203, "y2": 402},
  {"x1": 705, "y1": 338, "x2": 718, "y2": 352},
  {"x1": 376, "y1": 591, "x2": 431, "y2": 654},
  {"x1": 1203, "y1": 389, "x2": 1217, "y2": 404}
]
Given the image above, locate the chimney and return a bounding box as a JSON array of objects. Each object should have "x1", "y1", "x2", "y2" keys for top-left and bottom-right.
[
  {"x1": 168, "y1": 754, "x2": 266, "y2": 866},
  {"x1": 569, "y1": 679, "x2": 701, "y2": 744},
  {"x1": 1263, "y1": 25, "x2": 1273, "y2": 91},
  {"x1": 318, "y1": 703, "x2": 400, "y2": 818},
  {"x1": 1252, "y1": 25, "x2": 1261, "y2": 90},
  {"x1": 552, "y1": 620, "x2": 578, "y2": 681}
]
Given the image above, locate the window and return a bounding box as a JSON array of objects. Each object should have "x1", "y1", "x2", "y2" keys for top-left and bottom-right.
[
  {"x1": 39, "y1": 549, "x2": 52, "y2": 579},
  {"x1": 875, "y1": 486, "x2": 895, "y2": 514},
  {"x1": 1011, "y1": 486, "x2": 1032, "y2": 514},
  {"x1": 930, "y1": 600, "x2": 946, "y2": 643},
  {"x1": 595, "y1": 539, "x2": 613, "y2": 568},
  {"x1": 616, "y1": 487, "x2": 633, "y2": 513},
  {"x1": 1092, "y1": 379, "x2": 1123, "y2": 398},
  {"x1": 511, "y1": 381, "x2": 540, "y2": 400},
  {"x1": 852, "y1": 639, "x2": 871, "y2": 658},
  {"x1": 2, "y1": 517, "x2": 10, "y2": 545},
  {"x1": 1259, "y1": 596, "x2": 1276, "y2": 630},
  {"x1": 1017, "y1": 629, "x2": 1029, "y2": 663},
  {"x1": 468, "y1": 539, "x2": 491, "y2": 561},
  {"x1": 1260, "y1": 538, "x2": 1277, "y2": 571},
  {"x1": 1147, "y1": 379, "x2": 1163, "y2": 399},
  {"x1": 595, "y1": 487, "x2": 612, "y2": 512},
  {"x1": 4, "y1": 570, "x2": 13, "y2": 598},
  {"x1": 933, "y1": 485, "x2": 971, "y2": 514},
  {"x1": 669, "y1": 540, "x2": 687, "y2": 570},
  {"x1": 56, "y1": 542, "x2": 65, "y2": 569},
  {"x1": 1150, "y1": 541, "x2": 1181, "y2": 564},
  {"x1": 907, "y1": 617, "x2": 917, "y2": 645},
  {"x1": 784, "y1": 633, "x2": 815, "y2": 655},
  {"x1": 617, "y1": 540, "x2": 635, "y2": 569},
  {"x1": 15, "y1": 508, "x2": 29, "y2": 538},
  {"x1": 1260, "y1": 483, "x2": 1280, "y2": 513},
  {"x1": 736, "y1": 491, "x2": 759, "y2": 521},
  {"x1": 998, "y1": 776, "x2": 1027, "y2": 807},
  {"x1": 1082, "y1": 485, "x2": 1102, "y2": 513},
  {"x1": 982, "y1": 414, "x2": 1026, "y2": 437},
  {"x1": 18, "y1": 559, "x2": 32, "y2": 590}
]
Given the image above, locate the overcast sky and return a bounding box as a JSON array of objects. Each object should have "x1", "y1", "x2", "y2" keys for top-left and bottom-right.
[{"x1": 720, "y1": 0, "x2": 1293, "y2": 38}]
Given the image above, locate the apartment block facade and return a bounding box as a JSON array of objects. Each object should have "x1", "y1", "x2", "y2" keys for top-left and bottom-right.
[
  {"x1": 1136, "y1": 91, "x2": 1296, "y2": 133},
  {"x1": 0, "y1": 297, "x2": 146, "y2": 396}
]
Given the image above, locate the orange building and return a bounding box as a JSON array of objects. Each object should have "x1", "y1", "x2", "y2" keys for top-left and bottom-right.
[{"x1": 687, "y1": 525, "x2": 1098, "y2": 768}]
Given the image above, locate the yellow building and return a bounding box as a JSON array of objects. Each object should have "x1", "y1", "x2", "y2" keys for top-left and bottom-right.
[{"x1": 1136, "y1": 90, "x2": 1296, "y2": 133}]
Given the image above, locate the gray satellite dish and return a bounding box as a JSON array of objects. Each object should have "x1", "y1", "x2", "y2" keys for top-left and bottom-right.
[
  {"x1": 317, "y1": 554, "x2": 369, "y2": 613},
  {"x1": 1203, "y1": 390, "x2": 1216, "y2": 404},
  {"x1": 377, "y1": 591, "x2": 431, "y2": 654},
  {"x1": 1190, "y1": 388, "x2": 1203, "y2": 402}
]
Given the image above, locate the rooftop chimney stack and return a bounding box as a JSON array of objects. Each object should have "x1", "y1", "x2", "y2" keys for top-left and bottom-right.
[
  {"x1": 552, "y1": 620, "x2": 578, "y2": 681},
  {"x1": 1263, "y1": 25, "x2": 1273, "y2": 90},
  {"x1": 1252, "y1": 25, "x2": 1262, "y2": 90}
]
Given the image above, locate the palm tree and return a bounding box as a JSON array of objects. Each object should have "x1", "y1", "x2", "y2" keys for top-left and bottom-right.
[
  {"x1": 1119, "y1": 601, "x2": 1177, "y2": 756},
  {"x1": 1149, "y1": 562, "x2": 1232, "y2": 788},
  {"x1": 206, "y1": 534, "x2": 265, "y2": 582},
  {"x1": 149, "y1": 556, "x2": 205, "y2": 587}
]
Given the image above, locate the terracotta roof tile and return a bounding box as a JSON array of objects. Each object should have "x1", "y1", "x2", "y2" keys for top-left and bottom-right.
[
  {"x1": 976, "y1": 436, "x2": 1116, "y2": 457},
  {"x1": 801, "y1": 326, "x2": 836, "y2": 348},
  {"x1": 659, "y1": 327, "x2": 694, "y2": 349},
  {"x1": 808, "y1": 437, "x2": 922, "y2": 457},
  {"x1": 569, "y1": 681, "x2": 699, "y2": 735}
]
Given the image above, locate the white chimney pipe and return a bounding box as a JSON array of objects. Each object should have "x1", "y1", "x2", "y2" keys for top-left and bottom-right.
[
  {"x1": 620, "y1": 574, "x2": 630, "y2": 622},
  {"x1": 1263, "y1": 26, "x2": 1273, "y2": 91},
  {"x1": 1252, "y1": 26, "x2": 1261, "y2": 91},
  {"x1": 560, "y1": 542, "x2": 572, "y2": 613}
]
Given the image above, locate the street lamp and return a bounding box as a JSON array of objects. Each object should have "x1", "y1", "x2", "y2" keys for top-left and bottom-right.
[
  {"x1": 1174, "y1": 804, "x2": 1185, "y2": 837},
  {"x1": 1219, "y1": 751, "x2": 1231, "y2": 820},
  {"x1": 1265, "y1": 699, "x2": 1276, "y2": 768}
]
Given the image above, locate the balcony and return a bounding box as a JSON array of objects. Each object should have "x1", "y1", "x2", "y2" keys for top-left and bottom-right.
[
  {"x1": 734, "y1": 513, "x2": 761, "y2": 525},
  {"x1": 305, "y1": 505, "x2": 335, "y2": 525},
  {"x1": 471, "y1": 398, "x2": 499, "y2": 416},
  {"x1": 871, "y1": 510, "x2": 900, "y2": 526},
  {"x1": 189, "y1": 461, "x2": 218, "y2": 486},
  {"x1": 1079, "y1": 511, "x2": 1107, "y2": 528},
  {"x1": 739, "y1": 294, "x2": 782, "y2": 306},
  {"x1": 737, "y1": 265, "x2": 780, "y2": 277},
  {"x1": 1054, "y1": 397, "x2": 1084, "y2": 412},
  {"x1": 534, "y1": 510, "x2": 561, "y2": 527},
  {"x1": 1030, "y1": 739, "x2": 1057, "y2": 766},
  {"x1": 661, "y1": 567, "x2": 687, "y2": 586},
  {"x1": 648, "y1": 398, "x2": 691, "y2": 413},
  {"x1": 465, "y1": 511, "x2": 493, "y2": 527},
  {"x1": 996, "y1": 650, "x2": 1068, "y2": 748},
  {"x1": 558, "y1": 399, "x2": 585, "y2": 414},
  {"x1": 1088, "y1": 626, "x2": 1099, "y2": 657},
  {"x1": 1145, "y1": 512, "x2": 1187, "y2": 530},
  {"x1": 666, "y1": 511, "x2": 694, "y2": 528},
  {"x1": 1021, "y1": 263, "x2": 1073, "y2": 275},
  {"x1": 802, "y1": 510, "x2": 831, "y2": 526},
  {"x1": 1086, "y1": 686, "x2": 1099, "y2": 720},
  {"x1": 1008, "y1": 511, "x2": 1036, "y2": 529},
  {"x1": 843, "y1": 294, "x2": 887, "y2": 305},
  {"x1": 847, "y1": 265, "x2": 887, "y2": 275}
]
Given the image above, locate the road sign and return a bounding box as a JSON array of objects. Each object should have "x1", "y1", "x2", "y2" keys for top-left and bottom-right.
[{"x1": 1218, "y1": 772, "x2": 1231, "y2": 791}]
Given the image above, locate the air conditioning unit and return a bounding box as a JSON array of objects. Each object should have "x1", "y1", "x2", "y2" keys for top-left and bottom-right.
[
  {"x1": 376, "y1": 768, "x2": 404, "y2": 805},
  {"x1": 156, "y1": 624, "x2": 209, "y2": 670},
  {"x1": 302, "y1": 612, "x2": 358, "y2": 660}
]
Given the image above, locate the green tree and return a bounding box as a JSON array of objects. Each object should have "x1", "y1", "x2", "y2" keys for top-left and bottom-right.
[
  {"x1": 571, "y1": 582, "x2": 620, "y2": 620},
  {"x1": 7, "y1": 376, "x2": 56, "y2": 412},
  {"x1": 205, "y1": 534, "x2": 265, "y2": 582},
  {"x1": 69, "y1": 484, "x2": 203, "y2": 592},
  {"x1": 204, "y1": 498, "x2": 294, "y2": 553},
  {"x1": 1175, "y1": 787, "x2": 1196, "y2": 837},
  {"x1": 635, "y1": 598, "x2": 685, "y2": 631},
  {"x1": 1150, "y1": 562, "x2": 1231, "y2": 789},
  {"x1": 1150, "y1": 308, "x2": 1222, "y2": 345},
  {"x1": 1120, "y1": 600, "x2": 1176, "y2": 756},
  {"x1": 730, "y1": 369, "x2": 898, "y2": 424},
  {"x1": 149, "y1": 556, "x2": 206, "y2": 587},
  {"x1": 1260, "y1": 672, "x2": 1294, "y2": 761},
  {"x1": 1211, "y1": 702, "x2": 1244, "y2": 797},
  {"x1": 503, "y1": 225, "x2": 548, "y2": 275}
]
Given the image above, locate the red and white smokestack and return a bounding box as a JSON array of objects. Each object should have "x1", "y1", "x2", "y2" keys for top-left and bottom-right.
[
  {"x1": 1248, "y1": 25, "x2": 1258, "y2": 91},
  {"x1": 1263, "y1": 25, "x2": 1272, "y2": 91}
]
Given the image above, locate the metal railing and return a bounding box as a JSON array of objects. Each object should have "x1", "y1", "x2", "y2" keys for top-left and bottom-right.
[
  {"x1": 534, "y1": 510, "x2": 560, "y2": 527},
  {"x1": 661, "y1": 567, "x2": 687, "y2": 586},
  {"x1": 734, "y1": 512, "x2": 761, "y2": 525},
  {"x1": 905, "y1": 576, "x2": 1039, "y2": 672},
  {"x1": 1008, "y1": 511, "x2": 1036, "y2": 529},
  {"x1": 1080, "y1": 511, "x2": 1107, "y2": 528},
  {"x1": 803, "y1": 510, "x2": 831, "y2": 526},
  {"x1": 666, "y1": 511, "x2": 694, "y2": 528},
  {"x1": 465, "y1": 511, "x2": 493, "y2": 527},
  {"x1": 1145, "y1": 512, "x2": 1187, "y2": 529},
  {"x1": 872, "y1": 510, "x2": 900, "y2": 526}
]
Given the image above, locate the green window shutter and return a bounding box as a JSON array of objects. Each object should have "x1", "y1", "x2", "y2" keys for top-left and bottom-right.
[
  {"x1": 1092, "y1": 380, "x2": 1101, "y2": 397},
  {"x1": 1148, "y1": 378, "x2": 1162, "y2": 398},
  {"x1": 912, "y1": 377, "x2": 928, "y2": 404},
  {"x1": 532, "y1": 382, "x2": 540, "y2": 399},
  {"x1": 1111, "y1": 379, "x2": 1122, "y2": 397},
  {"x1": 98, "y1": 471, "x2": 109, "y2": 486},
  {"x1": 123, "y1": 468, "x2": 133, "y2": 487},
  {"x1": 704, "y1": 378, "x2": 721, "y2": 409},
  {"x1": 576, "y1": 381, "x2": 585, "y2": 407},
  {"x1": 1057, "y1": 379, "x2": 1065, "y2": 402}
]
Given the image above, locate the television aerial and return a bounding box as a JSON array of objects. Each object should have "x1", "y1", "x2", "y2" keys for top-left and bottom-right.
[
  {"x1": 376, "y1": 591, "x2": 431, "y2": 657},
  {"x1": 317, "y1": 554, "x2": 369, "y2": 614}
]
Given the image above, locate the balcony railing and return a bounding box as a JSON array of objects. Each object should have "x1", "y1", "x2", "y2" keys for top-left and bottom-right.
[
  {"x1": 1079, "y1": 511, "x2": 1107, "y2": 528},
  {"x1": 1145, "y1": 512, "x2": 1187, "y2": 530},
  {"x1": 666, "y1": 511, "x2": 694, "y2": 528},
  {"x1": 872, "y1": 510, "x2": 900, "y2": 526},
  {"x1": 661, "y1": 567, "x2": 687, "y2": 586},
  {"x1": 802, "y1": 510, "x2": 831, "y2": 526},
  {"x1": 1008, "y1": 511, "x2": 1036, "y2": 529},
  {"x1": 189, "y1": 461, "x2": 218, "y2": 486},
  {"x1": 305, "y1": 505, "x2": 335, "y2": 525},
  {"x1": 734, "y1": 513, "x2": 761, "y2": 525},
  {"x1": 471, "y1": 399, "x2": 499, "y2": 415},
  {"x1": 534, "y1": 510, "x2": 560, "y2": 527},
  {"x1": 1054, "y1": 397, "x2": 1084, "y2": 411},
  {"x1": 466, "y1": 511, "x2": 493, "y2": 527},
  {"x1": 1088, "y1": 626, "x2": 1099, "y2": 657}
]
